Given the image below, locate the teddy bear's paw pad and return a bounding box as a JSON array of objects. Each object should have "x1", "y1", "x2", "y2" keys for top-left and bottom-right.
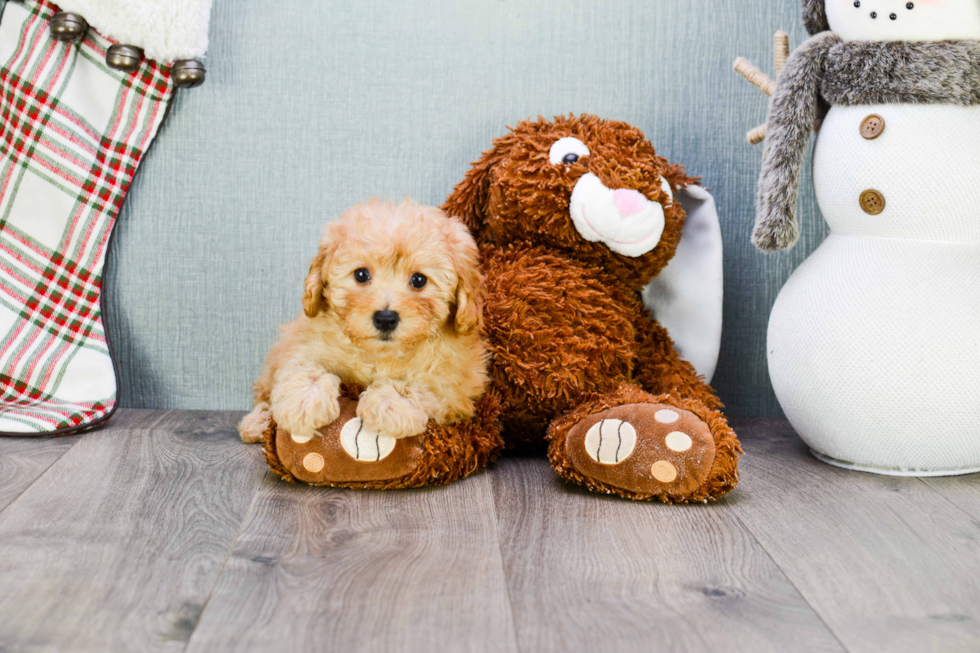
[
  {"x1": 583, "y1": 419, "x2": 637, "y2": 464},
  {"x1": 339, "y1": 417, "x2": 396, "y2": 462},
  {"x1": 565, "y1": 403, "x2": 716, "y2": 498},
  {"x1": 275, "y1": 397, "x2": 422, "y2": 484}
]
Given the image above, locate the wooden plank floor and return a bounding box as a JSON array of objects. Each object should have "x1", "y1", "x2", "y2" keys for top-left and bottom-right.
[{"x1": 0, "y1": 411, "x2": 978, "y2": 652}]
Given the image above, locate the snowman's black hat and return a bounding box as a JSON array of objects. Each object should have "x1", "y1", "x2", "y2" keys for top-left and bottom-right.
[{"x1": 803, "y1": 0, "x2": 830, "y2": 34}]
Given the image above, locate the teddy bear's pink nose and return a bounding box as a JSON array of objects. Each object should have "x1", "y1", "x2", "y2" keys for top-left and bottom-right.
[{"x1": 612, "y1": 188, "x2": 647, "y2": 218}]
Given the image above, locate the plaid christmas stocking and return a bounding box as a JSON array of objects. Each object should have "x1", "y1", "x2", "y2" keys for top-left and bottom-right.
[{"x1": 0, "y1": 0, "x2": 175, "y2": 434}]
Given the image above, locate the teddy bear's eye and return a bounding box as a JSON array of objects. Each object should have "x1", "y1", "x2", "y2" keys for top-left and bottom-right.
[
  {"x1": 549, "y1": 137, "x2": 590, "y2": 166},
  {"x1": 354, "y1": 268, "x2": 371, "y2": 284},
  {"x1": 410, "y1": 273, "x2": 427, "y2": 289}
]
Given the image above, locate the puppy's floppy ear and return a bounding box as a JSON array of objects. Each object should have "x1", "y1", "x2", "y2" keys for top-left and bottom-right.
[
  {"x1": 302, "y1": 223, "x2": 342, "y2": 318},
  {"x1": 302, "y1": 248, "x2": 329, "y2": 318},
  {"x1": 447, "y1": 219, "x2": 484, "y2": 336},
  {"x1": 441, "y1": 130, "x2": 520, "y2": 240}
]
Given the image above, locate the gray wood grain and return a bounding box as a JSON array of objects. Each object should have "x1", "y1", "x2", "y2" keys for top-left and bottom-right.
[
  {"x1": 0, "y1": 409, "x2": 266, "y2": 653},
  {"x1": 186, "y1": 471, "x2": 518, "y2": 653},
  {"x1": 0, "y1": 435, "x2": 75, "y2": 513},
  {"x1": 727, "y1": 418, "x2": 980, "y2": 653},
  {"x1": 488, "y1": 456, "x2": 843, "y2": 653},
  {"x1": 5, "y1": 411, "x2": 980, "y2": 651},
  {"x1": 920, "y1": 474, "x2": 980, "y2": 523}
]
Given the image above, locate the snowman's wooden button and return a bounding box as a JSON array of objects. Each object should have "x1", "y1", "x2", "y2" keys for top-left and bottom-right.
[
  {"x1": 860, "y1": 114, "x2": 885, "y2": 140},
  {"x1": 860, "y1": 189, "x2": 885, "y2": 215}
]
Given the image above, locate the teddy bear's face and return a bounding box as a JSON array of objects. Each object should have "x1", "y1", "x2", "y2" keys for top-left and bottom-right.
[
  {"x1": 460, "y1": 115, "x2": 688, "y2": 286},
  {"x1": 826, "y1": 0, "x2": 980, "y2": 41}
]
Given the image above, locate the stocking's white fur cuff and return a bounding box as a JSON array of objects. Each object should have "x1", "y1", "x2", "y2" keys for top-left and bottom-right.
[{"x1": 53, "y1": 0, "x2": 213, "y2": 63}]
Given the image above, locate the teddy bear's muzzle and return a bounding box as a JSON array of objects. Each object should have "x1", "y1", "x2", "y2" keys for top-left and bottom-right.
[{"x1": 568, "y1": 172, "x2": 671, "y2": 258}]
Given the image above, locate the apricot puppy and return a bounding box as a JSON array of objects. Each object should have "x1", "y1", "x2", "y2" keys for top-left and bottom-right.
[{"x1": 239, "y1": 199, "x2": 488, "y2": 444}]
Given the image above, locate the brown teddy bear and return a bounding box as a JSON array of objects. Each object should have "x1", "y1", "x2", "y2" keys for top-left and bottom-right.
[{"x1": 264, "y1": 114, "x2": 740, "y2": 503}]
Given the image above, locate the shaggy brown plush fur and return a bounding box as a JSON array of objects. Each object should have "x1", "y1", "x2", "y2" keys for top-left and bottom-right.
[
  {"x1": 440, "y1": 114, "x2": 741, "y2": 502},
  {"x1": 263, "y1": 385, "x2": 505, "y2": 489}
]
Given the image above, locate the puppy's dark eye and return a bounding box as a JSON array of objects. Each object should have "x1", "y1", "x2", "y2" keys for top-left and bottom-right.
[
  {"x1": 410, "y1": 273, "x2": 428, "y2": 289},
  {"x1": 562, "y1": 153, "x2": 580, "y2": 165},
  {"x1": 354, "y1": 268, "x2": 371, "y2": 284}
]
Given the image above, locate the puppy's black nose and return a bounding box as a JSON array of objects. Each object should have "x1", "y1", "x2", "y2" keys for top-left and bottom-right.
[{"x1": 373, "y1": 310, "x2": 400, "y2": 333}]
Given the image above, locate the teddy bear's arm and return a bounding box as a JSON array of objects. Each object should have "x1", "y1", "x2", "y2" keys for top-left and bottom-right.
[{"x1": 632, "y1": 313, "x2": 724, "y2": 411}]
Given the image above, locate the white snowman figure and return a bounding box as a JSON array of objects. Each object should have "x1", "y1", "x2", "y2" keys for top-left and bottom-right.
[{"x1": 752, "y1": 0, "x2": 980, "y2": 474}]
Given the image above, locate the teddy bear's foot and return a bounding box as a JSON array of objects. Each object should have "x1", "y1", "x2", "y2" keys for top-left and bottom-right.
[
  {"x1": 563, "y1": 403, "x2": 715, "y2": 497},
  {"x1": 268, "y1": 397, "x2": 423, "y2": 485},
  {"x1": 548, "y1": 386, "x2": 741, "y2": 502},
  {"x1": 262, "y1": 390, "x2": 507, "y2": 489}
]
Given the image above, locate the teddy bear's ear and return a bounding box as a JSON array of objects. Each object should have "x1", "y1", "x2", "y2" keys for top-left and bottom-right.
[
  {"x1": 442, "y1": 131, "x2": 521, "y2": 239},
  {"x1": 642, "y1": 184, "x2": 724, "y2": 383}
]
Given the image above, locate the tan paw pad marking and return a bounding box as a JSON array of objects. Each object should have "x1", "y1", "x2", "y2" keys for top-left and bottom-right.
[
  {"x1": 651, "y1": 460, "x2": 678, "y2": 483},
  {"x1": 665, "y1": 431, "x2": 693, "y2": 452},
  {"x1": 584, "y1": 419, "x2": 637, "y2": 464},
  {"x1": 303, "y1": 452, "x2": 325, "y2": 473},
  {"x1": 291, "y1": 432, "x2": 314, "y2": 444},
  {"x1": 340, "y1": 417, "x2": 396, "y2": 462},
  {"x1": 655, "y1": 409, "x2": 679, "y2": 424}
]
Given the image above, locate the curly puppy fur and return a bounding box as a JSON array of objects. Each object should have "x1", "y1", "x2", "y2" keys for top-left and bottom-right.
[
  {"x1": 264, "y1": 384, "x2": 505, "y2": 489},
  {"x1": 239, "y1": 199, "x2": 488, "y2": 444},
  {"x1": 442, "y1": 114, "x2": 741, "y2": 501}
]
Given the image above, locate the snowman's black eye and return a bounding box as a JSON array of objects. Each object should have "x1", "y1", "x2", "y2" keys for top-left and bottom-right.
[
  {"x1": 907, "y1": 2, "x2": 914, "y2": 8},
  {"x1": 562, "y1": 153, "x2": 580, "y2": 165},
  {"x1": 354, "y1": 268, "x2": 371, "y2": 284},
  {"x1": 854, "y1": 0, "x2": 860, "y2": 6},
  {"x1": 890, "y1": 13, "x2": 897, "y2": 19}
]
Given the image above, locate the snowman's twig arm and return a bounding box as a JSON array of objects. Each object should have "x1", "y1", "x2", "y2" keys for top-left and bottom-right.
[{"x1": 754, "y1": 32, "x2": 841, "y2": 252}]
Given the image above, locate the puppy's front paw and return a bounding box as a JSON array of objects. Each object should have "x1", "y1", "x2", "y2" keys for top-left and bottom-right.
[
  {"x1": 358, "y1": 385, "x2": 429, "y2": 439},
  {"x1": 238, "y1": 402, "x2": 271, "y2": 444},
  {"x1": 271, "y1": 373, "x2": 342, "y2": 443}
]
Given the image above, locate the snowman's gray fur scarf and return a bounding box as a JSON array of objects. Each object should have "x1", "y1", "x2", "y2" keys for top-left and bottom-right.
[
  {"x1": 754, "y1": 32, "x2": 839, "y2": 251},
  {"x1": 754, "y1": 34, "x2": 980, "y2": 252},
  {"x1": 801, "y1": 0, "x2": 829, "y2": 35}
]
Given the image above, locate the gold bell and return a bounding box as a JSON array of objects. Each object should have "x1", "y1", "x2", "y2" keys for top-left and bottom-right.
[
  {"x1": 106, "y1": 45, "x2": 143, "y2": 72},
  {"x1": 49, "y1": 12, "x2": 88, "y2": 42},
  {"x1": 171, "y1": 60, "x2": 206, "y2": 89}
]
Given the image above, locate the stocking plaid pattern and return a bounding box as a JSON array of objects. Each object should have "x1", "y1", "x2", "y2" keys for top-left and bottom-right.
[{"x1": 0, "y1": 0, "x2": 173, "y2": 434}]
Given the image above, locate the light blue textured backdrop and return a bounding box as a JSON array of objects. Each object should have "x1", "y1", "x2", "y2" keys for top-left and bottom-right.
[{"x1": 102, "y1": 0, "x2": 826, "y2": 416}]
